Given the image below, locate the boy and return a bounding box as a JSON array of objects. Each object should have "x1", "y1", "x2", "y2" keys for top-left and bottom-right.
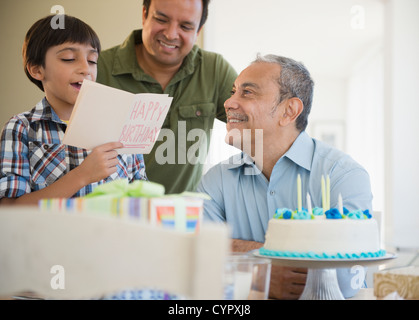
[{"x1": 0, "y1": 15, "x2": 147, "y2": 205}]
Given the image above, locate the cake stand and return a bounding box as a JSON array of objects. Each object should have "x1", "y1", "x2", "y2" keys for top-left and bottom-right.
[{"x1": 252, "y1": 251, "x2": 397, "y2": 300}]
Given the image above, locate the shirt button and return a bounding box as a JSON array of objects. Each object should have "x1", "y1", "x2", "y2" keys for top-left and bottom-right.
[
  {"x1": 195, "y1": 110, "x2": 202, "y2": 117},
  {"x1": 43, "y1": 145, "x2": 50, "y2": 151},
  {"x1": 270, "y1": 190, "x2": 275, "y2": 196}
]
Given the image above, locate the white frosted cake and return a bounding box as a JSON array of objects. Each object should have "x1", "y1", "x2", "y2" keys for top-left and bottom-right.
[{"x1": 259, "y1": 208, "x2": 386, "y2": 259}]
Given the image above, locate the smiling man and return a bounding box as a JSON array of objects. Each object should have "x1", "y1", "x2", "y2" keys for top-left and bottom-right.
[
  {"x1": 97, "y1": 0, "x2": 237, "y2": 194},
  {"x1": 197, "y1": 54, "x2": 373, "y2": 299}
]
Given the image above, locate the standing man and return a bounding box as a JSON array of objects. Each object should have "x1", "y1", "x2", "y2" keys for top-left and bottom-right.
[
  {"x1": 197, "y1": 54, "x2": 373, "y2": 299},
  {"x1": 97, "y1": 0, "x2": 237, "y2": 194}
]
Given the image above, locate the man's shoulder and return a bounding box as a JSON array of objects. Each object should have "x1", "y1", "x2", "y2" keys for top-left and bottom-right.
[
  {"x1": 313, "y1": 138, "x2": 365, "y2": 172},
  {"x1": 203, "y1": 48, "x2": 233, "y2": 66},
  {"x1": 198, "y1": 47, "x2": 222, "y2": 59},
  {"x1": 189, "y1": 48, "x2": 237, "y2": 97},
  {"x1": 193, "y1": 47, "x2": 234, "y2": 70},
  {"x1": 98, "y1": 44, "x2": 119, "y2": 65},
  {"x1": 97, "y1": 42, "x2": 133, "y2": 82}
]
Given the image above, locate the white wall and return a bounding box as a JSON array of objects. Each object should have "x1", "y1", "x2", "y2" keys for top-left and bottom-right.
[
  {"x1": 384, "y1": 0, "x2": 419, "y2": 249},
  {"x1": 346, "y1": 44, "x2": 384, "y2": 213}
]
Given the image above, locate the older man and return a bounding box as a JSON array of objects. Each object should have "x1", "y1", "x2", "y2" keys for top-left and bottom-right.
[{"x1": 197, "y1": 54, "x2": 372, "y2": 299}]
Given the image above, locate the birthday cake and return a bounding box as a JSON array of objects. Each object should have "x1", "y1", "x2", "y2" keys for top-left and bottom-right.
[{"x1": 259, "y1": 207, "x2": 386, "y2": 259}]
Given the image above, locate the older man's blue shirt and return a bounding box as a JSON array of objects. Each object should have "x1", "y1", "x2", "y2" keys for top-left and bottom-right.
[{"x1": 197, "y1": 131, "x2": 373, "y2": 243}]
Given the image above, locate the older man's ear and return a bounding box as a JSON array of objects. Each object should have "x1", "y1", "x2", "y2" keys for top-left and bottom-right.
[{"x1": 278, "y1": 98, "x2": 304, "y2": 127}]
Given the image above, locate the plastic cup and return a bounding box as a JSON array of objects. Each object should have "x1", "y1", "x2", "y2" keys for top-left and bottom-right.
[{"x1": 224, "y1": 253, "x2": 271, "y2": 300}]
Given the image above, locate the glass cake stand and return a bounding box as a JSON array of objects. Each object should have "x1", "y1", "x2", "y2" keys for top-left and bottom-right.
[{"x1": 252, "y1": 250, "x2": 397, "y2": 300}]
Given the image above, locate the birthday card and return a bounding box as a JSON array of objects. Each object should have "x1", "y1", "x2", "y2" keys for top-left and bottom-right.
[{"x1": 62, "y1": 80, "x2": 172, "y2": 154}]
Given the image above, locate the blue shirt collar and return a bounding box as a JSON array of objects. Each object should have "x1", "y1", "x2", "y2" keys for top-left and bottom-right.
[
  {"x1": 224, "y1": 152, "x2": 254, "y2": 169},
  {"x1": 226, "y1": 131, "x2": 314, "y2": 172},
  {"x1": 282, "y1": 131, "x2": 314, "y2": 172}
]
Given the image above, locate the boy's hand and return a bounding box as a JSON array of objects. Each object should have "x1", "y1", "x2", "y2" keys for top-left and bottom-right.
[{"x1": 79, "y1": 141, "x2": 124, "y2": 184}]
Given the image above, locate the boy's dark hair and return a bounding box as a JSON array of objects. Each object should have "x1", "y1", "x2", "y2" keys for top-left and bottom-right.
[
  {"x1": 22, "y1": 14, "x2": 101, "y2": 91},
  {"x1": 142, "y1": 0, "x2": 211, "y2": 31}
]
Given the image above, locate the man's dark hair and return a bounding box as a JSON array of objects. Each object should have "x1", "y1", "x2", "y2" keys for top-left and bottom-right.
[
  {"x1": 22, "y1": 14, "x2": 101, "y2": 91},
  {"x1": 142, "y1": 0, "x2": 211, "y2": 31}
]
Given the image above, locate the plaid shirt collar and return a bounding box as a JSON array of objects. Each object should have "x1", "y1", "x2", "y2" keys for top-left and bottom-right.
[{"x1": 30, "y1": 98, "x2": 66, "y2": 125}]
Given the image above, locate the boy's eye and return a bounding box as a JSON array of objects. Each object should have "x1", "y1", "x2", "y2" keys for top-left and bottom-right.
[{"x1": 61, "y1": 59, "x2": 74, "y2": 62}]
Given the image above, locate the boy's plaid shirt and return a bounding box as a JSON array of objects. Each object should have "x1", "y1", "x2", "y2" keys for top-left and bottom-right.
[{"x1": 0, "y1": 98, "x2": 147, "y2": 199}]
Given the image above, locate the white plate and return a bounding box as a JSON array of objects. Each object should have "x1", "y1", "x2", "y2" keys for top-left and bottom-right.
[{"x1": 251, "y1": 250, "x2": 397, "y2": 269}]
